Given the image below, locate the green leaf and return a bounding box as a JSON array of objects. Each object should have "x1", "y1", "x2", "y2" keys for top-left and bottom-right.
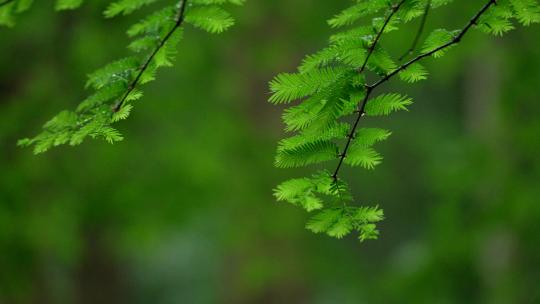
[
  {"x1": 55, "y1": 0, "x2": 83, "y2": 10},
  {"x1": 269, "y1": 67, "x2": 350, "y2": 104},
  {"x1": 354, "y1": 128, "x2": 392, "y2": 147},
  {"x1": 399, "y1": 63, "x2": 428, "y2": 83},
  {"x1": 478, "y1": 4, "x2": 516, "y2": 36},
  {"x1": 185, "y1": 6, "x2": 235, "y2": 34},
  {"x1": 278, "y1": 123, "x2": 349, "y2": 152},
  {"x1": 367, "y1": 47, "x2": 398, "y2": 75},
  {"x1": 421, "y1": 29, "x2": 458, "y2": 57},
  {"x1": 275, "y1": 140, "x2": 338, "y2": 168},
  {"x1": 344, "y1": 146, "x2": 382, "y2": 169},
  {"x1": 192, "y1": 0, "x2": 245, "y2": 5},
  {"x1": 365, "y1": 93, "x2": 413, "y2": 116},
  {"x1": 112, "y1": 104, "x2": 133, "y2": 122},
  {"x1": 273, "y1": 171, "x2": 337, "y2": 212},
  {"x1": 299, "y1": 36, "x2": 368, "y2": 72},
  {"x1": 354, "y1": 206, "x2": 384, "y2": 223},
  {"x1": 86, "y1": 57, "x2": 140, "y2": 90},
  {"x1": 274, "y1": 178, "x2": 312, "y2": 202},
  {"x1": 306, "y1": 208, "x2": 343, "y2": 233},
  {"x1": 104, "y1": 0, "x2": 158, "y2": 18},
  {"x1": 327, "y1": 0, "x2": 388, "y2": 28},
  {"x1": 510, "y1": 0, "x2": 540, "y2": 25},
  {"x1": 359, "y1": 223, "x2": 380, "y2": 242},
  {"x1": 326, "y1": 215, "x2": 353, "y2": 238},
  {"x1": 127, "y1": 6, "x2": 176, "y2": 37}
]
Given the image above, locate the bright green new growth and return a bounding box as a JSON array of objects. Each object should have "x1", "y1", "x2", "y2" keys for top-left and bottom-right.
[
  {"x1": 269, "y1": 0, "x2": 539, "y2": 242},
  {"x1": 0, "y1": 0, "x2": 83, "y2": 26},
  {"x1": 3, "y1": 0, "x2": 244, "y2": 153},
  {"x1": 2, "y1": 0, "x2": 539, "y2": 243}
]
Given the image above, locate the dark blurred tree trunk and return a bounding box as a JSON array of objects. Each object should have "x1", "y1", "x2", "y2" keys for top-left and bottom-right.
[
  {"x1": 76, "y1": 230, "x2": 126, "y2": 304},
  {"x1": 463, "y1": 39, "x2": 516, "y2": 304},
  {"x1": 463, "y1": 40, "x2": 502, "y2": 139}
]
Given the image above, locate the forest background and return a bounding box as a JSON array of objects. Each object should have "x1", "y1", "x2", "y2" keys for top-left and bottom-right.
[{"x1": 1, "y1": 0, "x2": 539, "y2": 303}]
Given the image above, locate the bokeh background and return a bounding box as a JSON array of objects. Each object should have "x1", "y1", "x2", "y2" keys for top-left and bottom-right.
[{"x1": 1, "y1": 1, "x2": 539, "y2": 303}]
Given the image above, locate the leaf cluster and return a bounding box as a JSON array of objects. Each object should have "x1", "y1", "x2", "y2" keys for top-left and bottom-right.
[
  {"x1": 269, "y1": 0, "x2": 539, "y2": 242},
  {"x1": 8, "y1": 0, "x2": 244, "y2": 153}
]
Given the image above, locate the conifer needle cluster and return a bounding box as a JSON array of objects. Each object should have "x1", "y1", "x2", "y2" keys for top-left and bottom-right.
[
  {"x1": 269, "y1": 0, "x2": 539, "y2": 241},
  {"x1": 0, "y1": 0, "x2": 244, "y2": 153}
]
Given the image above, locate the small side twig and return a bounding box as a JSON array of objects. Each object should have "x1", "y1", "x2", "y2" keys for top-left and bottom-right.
[
  {"x1": 357, "y1": 0, "x2": 407, "y2": 74},
  {"x1": 398, "y1": 0, "x2": 432, "y2": 61},
  {"x1": 332, "y1": 0, "x2": 498, "y2": 182},
  {"x1": 113, "y1": 0, "x2": 188, "y2": 112},
  {"x1": 333, "y1": 0, "x2": 406, "y2": 181}
]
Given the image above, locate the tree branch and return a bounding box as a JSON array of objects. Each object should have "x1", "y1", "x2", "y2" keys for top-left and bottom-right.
[
  {"x1": 332, "y1": 0, "x2": 406, "y2": 181},
  {"x1": 332, "y1": 0, "x2": 497, "y2": 181},
  {"x1": 398, "y1": 0, "x2": 431, "y2": 61},
  {"x1": 113, "y1": 0, "x2": 188, "y2": 112},
  {"x1": 358, "y1": 0, "x2": 407, "y2": 74},
  {"x1": 371, "y1": 0, "x2": 497, "y2": 89}
]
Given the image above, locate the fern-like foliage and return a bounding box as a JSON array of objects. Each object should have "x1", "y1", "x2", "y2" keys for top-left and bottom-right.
[
  {"x1": 269, "y1": 0, "x2": 539, "y2": 242},
  {"x1": 4, "y1": 0, "x2": 539, "y2": 243},
  {"x1": 7, "y1": 0, "x2": 244, "y2": 153},
  {"x1": 0, "y1": 0, "x2": 84, "y2": 26}
]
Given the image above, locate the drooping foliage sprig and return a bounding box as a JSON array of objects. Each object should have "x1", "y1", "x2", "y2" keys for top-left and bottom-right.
[
  {"x1": 269, "y1": 0, "x2": 540, "y2": 242},
  {"x1": 5, "y1": 0, "x2": 244, "y2": 153},
  {"x1": 0, "y1": 0, "x2": 89, "y2": 24}
]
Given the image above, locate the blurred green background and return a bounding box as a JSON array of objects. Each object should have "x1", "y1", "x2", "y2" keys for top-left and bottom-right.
[{"x1": 1, "y1": 1, "x2": 539, "y2": 303}]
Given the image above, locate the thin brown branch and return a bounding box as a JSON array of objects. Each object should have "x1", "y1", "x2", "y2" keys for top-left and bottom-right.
[
  {"x1": 398, "y1": 0, "x2": 432, "y2": 61},
  {"x1": 333, "y1": 0, "x2": 406, "y2": 181},
  {"x1": 358, "y1": 0, "x2": 407, "y2": 74},
  {"x1": 113, "y1": 0, "x2": 188, "y2": 112},
  {"x1": 371, "y1": 0, "x2": 497, "y2": 89},
  {"x1": 332, "y1": 0, "x2": 498, "y2": 181}
]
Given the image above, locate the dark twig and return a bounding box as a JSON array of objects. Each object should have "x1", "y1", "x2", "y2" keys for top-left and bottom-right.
[
  {"x1": 371, "y1": 0, "x2": 497, "y2": 89},
  {"x1": 332, "y1": 87, "x2": 373, "y2": 181},
  {"x1": 358, "y1": 0, "x2": 407, "y2": 74},
  {"x1": 332, "y1": 0, "x2": 498, "y2": 181},
  {"x1": 113, "y1": 0, "x2": 188, "y2": 112},
  {"x1": 333, "y1": 0, "x2": 406, "y2": 180},
  {"x1": 398, "y1": 0, "x2": 431, "y2": 61}
]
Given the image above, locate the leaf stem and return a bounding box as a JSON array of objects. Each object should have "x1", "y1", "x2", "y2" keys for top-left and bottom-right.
[
  {"x1": 333, "y1": 0, "x2": 498, "y2": 181},
  {"x1": 357, "y1": 0, "x2": 407, "y2": 74},
  {"x1": 113, "y1": 0, "x2": 188, "y2": 112},
  {"x1": 371, "y1": 0, "x2": 497, "y2": 89},
  {"x1": 398, "y1": 0, "x2": 432, "y2": 61},
  {"x1": 333, "y1": 0, "x2": 406, "y2": 181}
]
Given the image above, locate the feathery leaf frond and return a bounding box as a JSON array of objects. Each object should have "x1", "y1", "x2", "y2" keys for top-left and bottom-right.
[
  {"x1": 268, "y1": 0, "x2": 531, "y2": 242},
  {"x1": 18, "y1": 0, "x2": 244, "y2": 153}
]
